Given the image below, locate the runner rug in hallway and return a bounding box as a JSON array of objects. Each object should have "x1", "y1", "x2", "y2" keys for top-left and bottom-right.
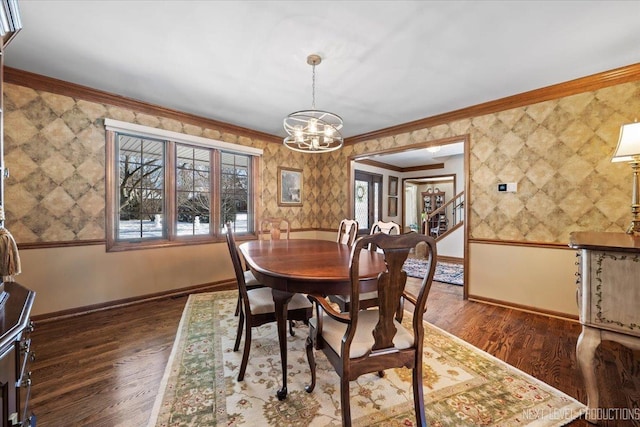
[
  {"x1": 404, "y1": 258, "x2": 464, "y2": 286},
  {"x1": 148, "y1": 291, "x2": 585, "y2": 426}
]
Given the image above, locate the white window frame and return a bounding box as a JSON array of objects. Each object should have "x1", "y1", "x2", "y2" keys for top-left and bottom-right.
[{"x1": 105, "y1": 119, "x2": 262, "y2": 251}]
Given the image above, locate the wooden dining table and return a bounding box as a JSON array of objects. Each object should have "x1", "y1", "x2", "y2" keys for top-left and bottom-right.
[{"x1": 238, "y1": 238, "x2": 386, "y2": 400}]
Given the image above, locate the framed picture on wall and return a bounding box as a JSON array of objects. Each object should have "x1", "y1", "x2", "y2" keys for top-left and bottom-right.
[
  {"x1": 389, "y1": 176, "x2": 398, "y2": 196},
  {"x1": 278, "y1": 167, "x2": 303, "y2": 206},
  {"x1": 388, "y1": 197, "x2": 398, "y2": 217}
]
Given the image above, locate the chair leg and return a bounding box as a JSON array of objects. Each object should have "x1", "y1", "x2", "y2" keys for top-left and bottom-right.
[
  {"x1": 340, "y1": 376, "x2": 352, "y2": 427},
  {"x1": 304, "y1": 335, "x2": 316, "y2": 393},
  {"x1": 377, "y1": 370, "x2": 385, "y2": 378},
  {"x1": 289, "y1": 320, "x2": 295, "y2": 336},
  {"x1": 412, "y1": 365, "x2": 427, "y2": 427},
  {"x1": 233, "y1": 309, "x2": 244, "y2": 352},
  {"x1": 237, "y1": 321, "x2": 252, "y2": 381},
  {"x1": 234, "y1": 295, "x2": 241, "y2": 316}
]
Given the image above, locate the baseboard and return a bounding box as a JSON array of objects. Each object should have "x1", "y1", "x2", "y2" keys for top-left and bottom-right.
[
  {"x1": 31, "y1": 280, "x2": 236, "y2": 324},
  {"x1": 468, "y1": 294, "x2": 579, "y2": 322},
  {"x1": 437, "y1": 255, "x2": 463, "y2": 264}
]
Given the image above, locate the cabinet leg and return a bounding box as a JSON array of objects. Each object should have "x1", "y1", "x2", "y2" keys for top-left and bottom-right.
[{"x1": 576, "y1": 326, "x2": 601, "y2": 424}]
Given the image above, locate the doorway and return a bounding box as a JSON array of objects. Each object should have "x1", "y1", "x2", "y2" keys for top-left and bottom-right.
[
  {"x1": 404, "y1": 174, "x2": 456, "y2": 235},
  {"x1": 354, "y1": 170, "x2": 383, "y2": 234},
  {"x1": 348, "y1": 135, "x2": 470, "y2": 299}
]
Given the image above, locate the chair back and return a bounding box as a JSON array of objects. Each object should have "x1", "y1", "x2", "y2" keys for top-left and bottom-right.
[
  {"x1": 368, "y1": 220, "x2": 400, "y2": 251},
  {"x1": 347, "y1": 232, "x2": 437, "y2": 355},
  {"x1": 370, "y1": 220, "x2": 400, "y2": 235},
  {"x1": 225, "y1": 222, "x2": 250, "y2": 302},
  {"x1": 337, "y1": 219, "x2": 358, "y2": 246},
  {"x1": 259, "y1": 217, "x2": 290, "y2": 240}
]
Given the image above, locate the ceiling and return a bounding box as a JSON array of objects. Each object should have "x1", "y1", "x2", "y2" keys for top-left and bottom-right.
[{"x1": 5, "y1": 1, "x2": 640, "y2": 147}]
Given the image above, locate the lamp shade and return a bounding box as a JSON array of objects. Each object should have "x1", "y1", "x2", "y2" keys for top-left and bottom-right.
[{"x1": 612, "y1": 122, "x2": 640, "y2": 162}]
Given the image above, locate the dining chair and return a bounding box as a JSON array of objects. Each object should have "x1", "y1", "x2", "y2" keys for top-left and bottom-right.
[
  {"x1": 329, "y1": 220, "x2": 401, "y2": 312},
  {"x1": 304, "y1": 231, "x2": 437, "y2": 427},
  {"x1": 336, "y1": 219, "x2": 358, "y2": 246},
  {"x1": 370, "y1": 220, "x2": 401, "y2": 235},
  {"x1": 225, "y1": 222, "x2": 312, "y2": 381},
  {"x1": 259, "y1": 217, "x2": 290, "y2": 240},
  {"x1": 369, "y1": 220, "x2": 401, "y2": 251}
]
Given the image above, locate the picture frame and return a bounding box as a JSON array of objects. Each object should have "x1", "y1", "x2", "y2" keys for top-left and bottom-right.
[
  {"x1": 278, "y1": 167, "x2": 303, "y2": 206},
  {"x1": 388, "y1": 197, "x2": 398, "y2": 217},
  {"x1": 388, "y1": 176, "x2": 398, "y2": 197}
]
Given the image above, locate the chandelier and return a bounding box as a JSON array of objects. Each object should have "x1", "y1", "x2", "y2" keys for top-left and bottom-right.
[{"x1": 283, "y1": 54, "x2": 343, "y2": 153}]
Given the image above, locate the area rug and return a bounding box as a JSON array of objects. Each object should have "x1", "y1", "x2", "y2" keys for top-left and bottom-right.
[
  {"x1": 148, "y1": 291, "x2": 586, "y2": 426},
  {"x1": 404, "y1": 259, "x2": 464, "y2": 286}
]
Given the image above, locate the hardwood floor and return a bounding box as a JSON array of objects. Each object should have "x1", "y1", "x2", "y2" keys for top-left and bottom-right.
[{"x1": 28, "y1": 281, "x2": 639, "y2": 426}]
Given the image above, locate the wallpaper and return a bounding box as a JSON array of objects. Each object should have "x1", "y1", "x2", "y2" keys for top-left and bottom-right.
[
  {"x1": 319, "y1": 81, "x2": 640, "y2": 243},
  {"x1": 3, "y1": 78, "x2": 639, "y2": 245},
  {"x1": 2, "y1": 83, "x2": 316, "y2": 243}
]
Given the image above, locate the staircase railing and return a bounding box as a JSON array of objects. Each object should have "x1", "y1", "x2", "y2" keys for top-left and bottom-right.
[{"x1": 424, "y1": 191, "x2": 464, "y2": 239}]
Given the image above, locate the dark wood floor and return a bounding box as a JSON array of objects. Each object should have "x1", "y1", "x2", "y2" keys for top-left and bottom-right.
[{"x1": 28, "y1": 281, "x2": 640, "y2": 426}]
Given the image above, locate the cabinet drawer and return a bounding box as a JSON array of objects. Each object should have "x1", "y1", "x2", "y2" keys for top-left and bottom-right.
[{"x1": 581, "y1": 250, "x2": 640, "y2": 336}]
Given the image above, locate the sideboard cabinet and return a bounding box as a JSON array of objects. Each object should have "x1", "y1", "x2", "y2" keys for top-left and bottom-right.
[
  {"x1": 421, "y1": 189, "x2": 447, "y2": 237},
  {"x1": 0, "y1": 282, "x2": 35, "y2": 427},
  {"x1": 569, "y1": 231, "x2": 640, "y2": 424}
]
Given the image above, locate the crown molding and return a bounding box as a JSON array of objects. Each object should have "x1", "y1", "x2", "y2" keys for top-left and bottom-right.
[
  {"x1": 6, "y1": 63, "x2": 640, "y2": 148},
  {"x1": 346, "y1": 62, "x2": 640, "y2": 145},
  {"x1": 4, "y1": 67, "x2": 282, "y2": 144}
]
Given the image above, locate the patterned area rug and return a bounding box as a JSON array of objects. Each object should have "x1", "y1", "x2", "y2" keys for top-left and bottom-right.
[
  {"x1": 148, "y1": 291, "x2": 585, "y2": 426},
  {"x1": 404, "y1": 259, "x2": 464, "y2": 286}
]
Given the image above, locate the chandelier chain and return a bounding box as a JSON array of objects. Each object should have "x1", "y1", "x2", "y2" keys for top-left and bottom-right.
[{"x1": 311, "y1": 63, "x2": 316, "y2": 110}]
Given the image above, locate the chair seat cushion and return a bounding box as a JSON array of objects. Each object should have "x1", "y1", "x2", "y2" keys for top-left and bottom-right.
[
  {"x1": 244, "y1": 270, "x2": 262, "y2": 288},
  {"x1": 310, "y1": 309, "x2": 413, "y2": 358},
  {"x1": 333, "y1": 291, "x2": 378, "y2": 304},
  {"x1": 247, "y1": 287, "x2": 312, "y2": 314}
]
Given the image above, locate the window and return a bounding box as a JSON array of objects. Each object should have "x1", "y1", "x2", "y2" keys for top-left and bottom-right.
[
  {"x1": 118, "y1": 135, "x2": 165, "y2": 240},
  {"x1": 105, "y1": 119, "x2": 261, "y2": 250},
  {"x1": 176, "y1": 144, "x2": 211, "y2": 237},
  {"x1": 220, "y1": 152, "x2": 251, "y2": 233}
]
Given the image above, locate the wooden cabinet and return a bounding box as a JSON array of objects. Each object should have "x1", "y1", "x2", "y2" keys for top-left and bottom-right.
[
  {"x1": 421, "y1": 189, "x2": 447, "y2": 237},
  {"x1": 0, "y1": 8, "x2": 29, "y2": 424},
  {"x1": 569, "y1": 231, "x2": 640, "y2": 424},
  {"x1": 0, "y1": 282, "x2": 35, "y2": 427}
]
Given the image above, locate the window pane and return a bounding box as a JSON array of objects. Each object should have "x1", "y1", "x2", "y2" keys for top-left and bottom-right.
[
  {"x1": 355, "y1": 179, "x2": 369, "y2": 230},
  {"x1": 373, "y1": 181, "x2": 380, "y2": 222},
  {"x1": 117, "y1": 135, "x2": 165, "y2": 240},
  {"x1": 221, "y1": 152, "x2": 251, "y2": 233},
  {"x1": 176, "y1": 145, "x2": 211, "y2": 236}
]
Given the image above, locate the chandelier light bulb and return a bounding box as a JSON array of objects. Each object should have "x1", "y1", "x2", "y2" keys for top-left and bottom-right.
[{"x1": 308, "y1": 117, "x2": 318, "y2": 133}]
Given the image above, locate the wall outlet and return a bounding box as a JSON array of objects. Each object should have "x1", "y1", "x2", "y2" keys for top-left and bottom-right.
[{"x1": 497, "y1": 182, "x2": 517, "y2": 193}]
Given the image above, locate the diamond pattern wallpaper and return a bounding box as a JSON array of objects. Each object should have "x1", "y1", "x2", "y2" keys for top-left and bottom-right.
[
  {"x1": 318, "y1": 81, "x2": 640, "y2": 243},
  {"x1": 3, "y1": 78, "x2": 639, "y2": 245},
  {"x1": 2, "y1": 83, "x2": 317, "y2": 243}
]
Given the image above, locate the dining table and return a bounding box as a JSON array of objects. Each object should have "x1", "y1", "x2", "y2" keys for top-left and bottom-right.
[{"x1": 238, "y1": 238, "x2": 386, "y2": 400}]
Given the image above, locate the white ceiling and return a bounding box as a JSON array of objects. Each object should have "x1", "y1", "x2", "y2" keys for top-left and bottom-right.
[{"x1": 5, "y1": 1, "x2": 640, "y2": 144}]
